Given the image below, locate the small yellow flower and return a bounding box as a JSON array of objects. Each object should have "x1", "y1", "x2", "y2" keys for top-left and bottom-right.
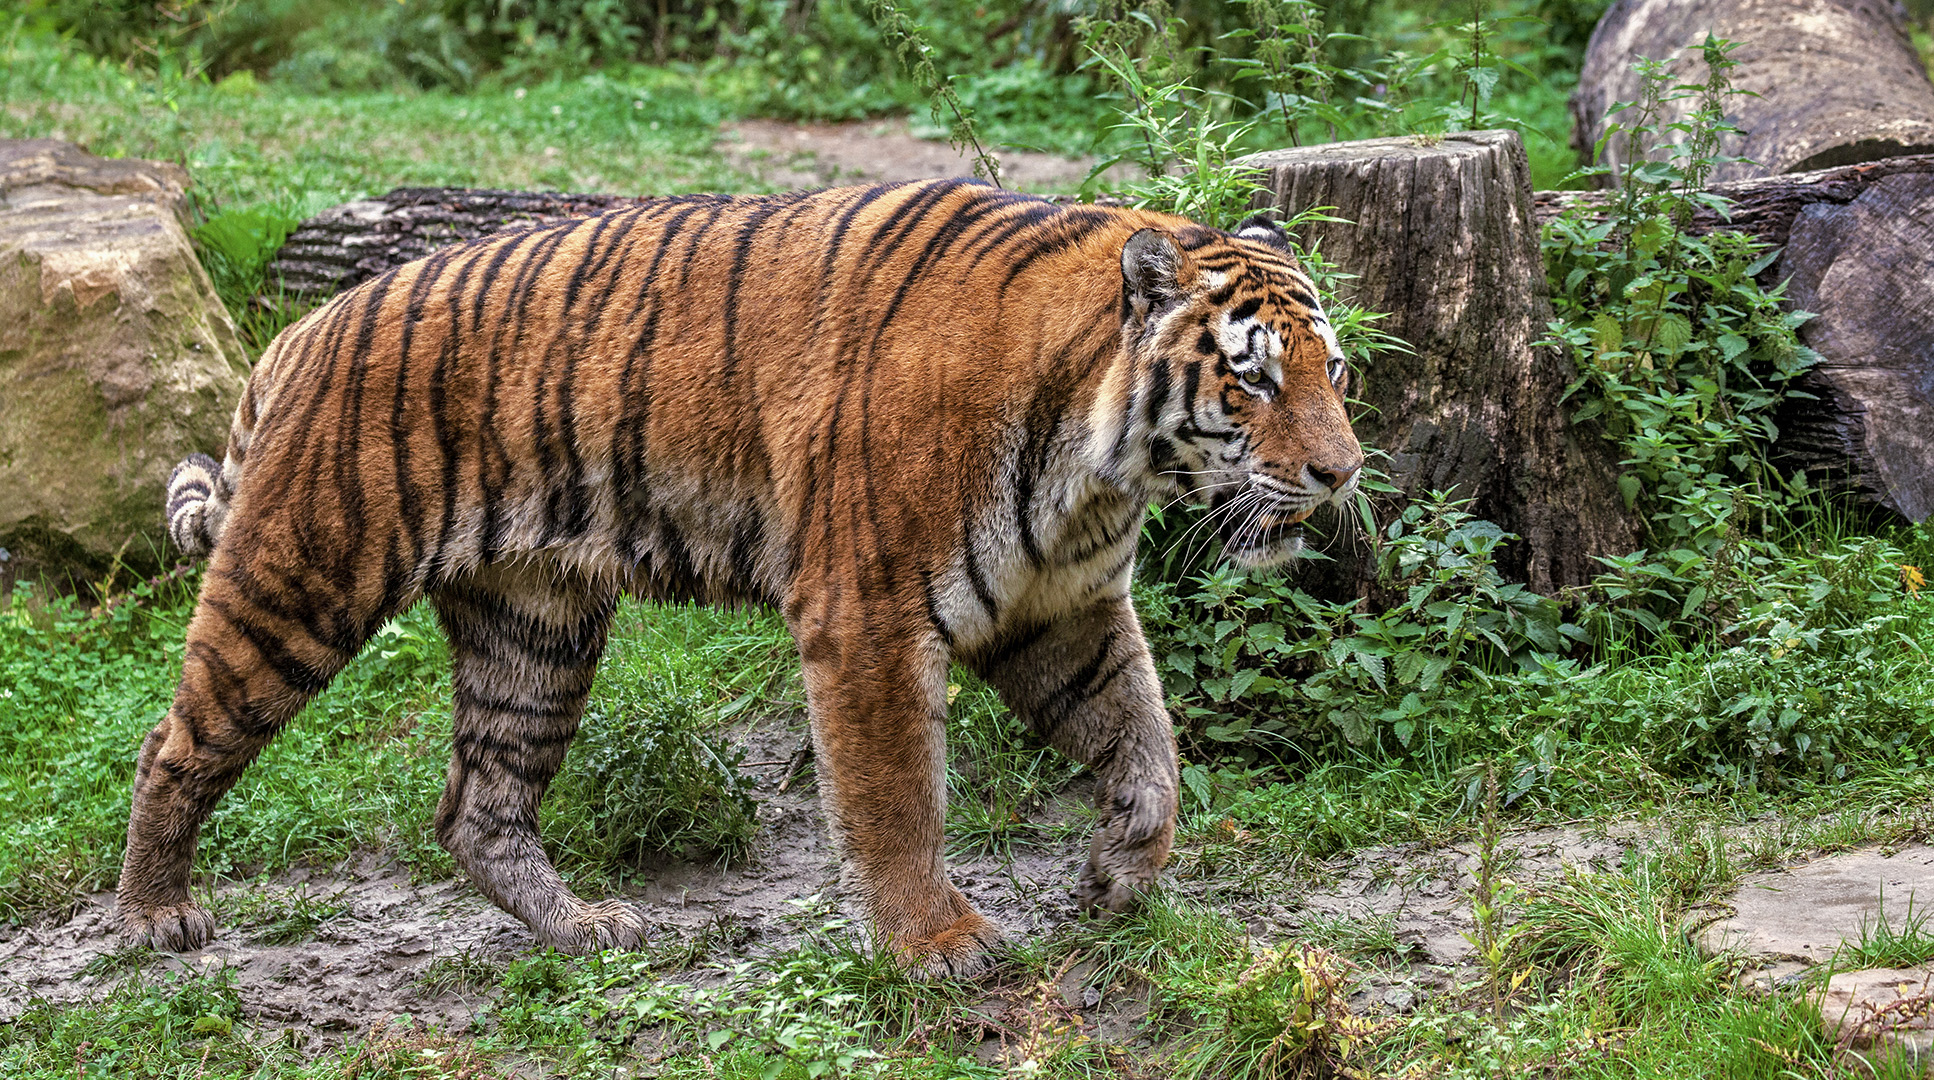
[{"x1": 1902, "y1": 565, "x2": 1924, "y2": 597}]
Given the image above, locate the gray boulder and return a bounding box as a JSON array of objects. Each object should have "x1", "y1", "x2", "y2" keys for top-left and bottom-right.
[{"x1": 0, "y1": 139, "x2": 247, "y2": 592}]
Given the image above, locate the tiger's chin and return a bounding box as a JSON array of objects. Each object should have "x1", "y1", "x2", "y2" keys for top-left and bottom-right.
[{"x1": 1222, "y1": 518, "x2": 1308, "y2": 568}]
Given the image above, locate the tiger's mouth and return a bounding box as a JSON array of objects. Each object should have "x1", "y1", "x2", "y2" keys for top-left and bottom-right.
[{"x1": 1217, "y1": 504, "x2": 1311, "y2": 568}]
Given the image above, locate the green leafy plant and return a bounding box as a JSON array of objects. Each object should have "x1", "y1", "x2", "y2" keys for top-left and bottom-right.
[
  {"x1": 546, "y1": 670, "x2": 759, "y2": 869},
  {"x1": 1543, "y1": 38, "x2": 1829, "y2": 649},
  {"x1": 1152, "y1": 491, "x2": 1582, "y2": 756}
]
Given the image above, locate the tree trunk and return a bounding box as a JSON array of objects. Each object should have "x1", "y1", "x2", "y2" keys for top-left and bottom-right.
[
  {"x1": 1573, "y1": 0, "x2": 1934, "y2": 186},
  {"x1": 1534, "y1": 154, "x2": 1934, "y2": 522},
  {"x1": 1240, "y1": 131, "x2": 1642, "y2": 596},
  {"x1": 268, "y1": 187, "x2": 645, "y2": 299}
]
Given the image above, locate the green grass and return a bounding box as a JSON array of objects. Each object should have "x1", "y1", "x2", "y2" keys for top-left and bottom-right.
[
  {"x1": 1841, "y1": 891, "x2": 1934, "y2": 970},
  {"x1": 1, "y1": 27, "x2": 749, "y2": 210}
]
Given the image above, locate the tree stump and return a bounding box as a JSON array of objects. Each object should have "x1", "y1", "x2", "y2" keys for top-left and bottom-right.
[
  {"x1": 269, "y1": 187, "x2": 646, "y2": 298},
  {"x1": 1240, "y1": 131, "x2": 1641, "y2": 595},
  {"x1": 1573, "y1": 0, "x2": 1934, "y2": 185},
  {"x1": 1534, "y1": 154, "x2": 1934, "y2": 522}
]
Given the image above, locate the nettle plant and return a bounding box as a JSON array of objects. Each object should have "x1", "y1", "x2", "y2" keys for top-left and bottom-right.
[
  {"x1": 1147, "y1": 492, "x2": 1581, "y2": 761},
  {"x1": 1543, "y1": 37, "x2": 1823, "y2": 641}
]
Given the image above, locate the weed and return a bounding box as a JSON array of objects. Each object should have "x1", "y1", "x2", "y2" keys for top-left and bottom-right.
[
  {"x1": 1168, "y1": 942, "x2": 1387, "y2": 1080},
  {"x1": 1841, "y1": 890, "x2": 1934, "y2": 971},
  {"x1": 546, "y1": 668, "x2": 760, "y2": 871}
]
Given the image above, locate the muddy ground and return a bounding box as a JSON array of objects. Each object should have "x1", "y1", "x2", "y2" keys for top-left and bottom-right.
[{"x1": 0, "y1": 709, "x2": 1647, "y2": 1053}]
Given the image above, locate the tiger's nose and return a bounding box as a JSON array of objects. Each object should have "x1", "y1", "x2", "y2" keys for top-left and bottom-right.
[{"x1": 1308, "y1": 461, "x2": 1361, "y2": 493}]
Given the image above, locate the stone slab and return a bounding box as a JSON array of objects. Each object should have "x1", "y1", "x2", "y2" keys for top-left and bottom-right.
[{"x1": 1702, "y1": 844, "x2": 1934, "y2": 963}]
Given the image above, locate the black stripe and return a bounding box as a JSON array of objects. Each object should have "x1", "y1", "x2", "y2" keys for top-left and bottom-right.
[
  {"x1": 962, "y1": 203, "x2": 1063, "y2": 272},
  {"x1": 962, "y1": 529, "x2": 999, "y2": 618},
  {"x1": 202, "y1": 597, "x2": 337, "y2": 700},
  {"x1": 922, "y1": 573, "x2": 956, "y2": 649},
  {"x1": 859, "y1": 180, "x2": 965, "y2": 277},
  {"x1": 998, "y1": 208, "x2": 1116, "y2": 295},
  {"x1": 1037, "y1": 630, "x2": 1129, "y2": 738}
]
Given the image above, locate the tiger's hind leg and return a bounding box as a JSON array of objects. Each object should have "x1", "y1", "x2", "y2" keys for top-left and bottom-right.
[
  {"x1": 119, "y1": 547, "x2": 385, "y2": 951},
  {"x1": 429, "y1": 560, "x2": 642, "y2": 954},
  {"x1": 971, "y1": 596, "x2": 1179, "y2": 914}
]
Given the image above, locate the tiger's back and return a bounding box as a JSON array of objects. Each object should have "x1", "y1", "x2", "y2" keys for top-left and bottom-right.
[{"x1": 125, "y1": 180, "x2": 1363, "y2": 974}]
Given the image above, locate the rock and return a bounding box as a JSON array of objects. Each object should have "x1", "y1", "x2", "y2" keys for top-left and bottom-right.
[
  {"x1": 1699, "y1": 844, "x2": 1934, "y2": 963},
  {"x1": 0, "y1": 139, "x2": 247, "y2": 590},
  {"x1": 1814, "y1": 967, "x2": 1934, "y2": 1071}
]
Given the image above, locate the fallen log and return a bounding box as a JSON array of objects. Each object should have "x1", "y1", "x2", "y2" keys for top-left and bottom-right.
[
  {"x1": 1242, "y1": 131, "x2": 1642, "y2": 595},
  {"x1": 1534, "y1": 154, "x2": 1934, "y2": 521},
  {"x1": 1572, "y1": 0, "x2": 1934, "y2": 185},
  {"x1": 268, "y1": 187, "x2": 645, "y2": 298}
]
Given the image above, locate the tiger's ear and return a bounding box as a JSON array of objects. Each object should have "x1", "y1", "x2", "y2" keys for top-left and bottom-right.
[
  {"x1": 1233, "y1": 214, "x2": 1290, "y2": 248},
  {"x1": 1121, "y1": 228, "x2": 1189, "y2": 322},
  {"x1": 1233, "y1": 214, "x2": 1305, "y2": 268}
]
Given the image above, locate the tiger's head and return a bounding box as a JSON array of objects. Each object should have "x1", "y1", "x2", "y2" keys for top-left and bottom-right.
[{"x1": 1111, "y1": 215, "x2": 1364, "y2": 568}]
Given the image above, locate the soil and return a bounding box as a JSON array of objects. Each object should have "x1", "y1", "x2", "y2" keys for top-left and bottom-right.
[
  {"x1": 717, "y1": 117, "x2": 1129, "y2": 192},
  {"x1": 0, "y1": 707, "x2": 1645, "y2": 1052}
]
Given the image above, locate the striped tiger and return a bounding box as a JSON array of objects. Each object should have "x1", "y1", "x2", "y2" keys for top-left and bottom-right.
[{"x1": 120, "y1": 179, "x2": 1363, "y2": 976}]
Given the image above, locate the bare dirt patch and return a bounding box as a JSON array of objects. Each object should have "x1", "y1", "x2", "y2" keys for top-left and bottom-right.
[{"x1": 719, "y1": 117, "x2": 1122, "y2": 192}]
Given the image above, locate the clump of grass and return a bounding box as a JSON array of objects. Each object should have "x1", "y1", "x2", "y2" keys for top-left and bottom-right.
[
  {"x1": 1297, "y1": 910, "x2": 1413, "y2": 965},
  {"x1": 79, "y1": 944, "x2": 159, "y2": 981},
  {"x1": 1841, "y1": 890, "x2": 1934, "y2": 970},
  {"x1": 417, "y1": 948, "x2": 507, "y2": 997},
  {"x1": 215, "y1": 884, "x2": 349, "y2": 945},
  {"x1": 946, "y1": 674, "x2": 1080, "y2": 859},
  {"x1": 545, "y1": 668, "x2": 760, "y2": 871},
  {"x1": 1512, "y1": 867, "x2": 1727, "y2": 1025}
]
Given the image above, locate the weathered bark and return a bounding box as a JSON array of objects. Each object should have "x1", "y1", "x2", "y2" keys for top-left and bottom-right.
[
  {"x1": 1533, "y1": 152, "x2": 1934, "y2": 245},
  {"x1": 1775, "y1": 173, "x2": 1934, "y2": 520},
  {"x1": 268, "y1": 187, "x2": 646, "y2": 298},
  {"x1": 1573, "y1": 0, "x2": 1934, "y2": 185},
  {"x1": 1534, "y1": 154, "x2": 1934, "y2": 522},
  {"x1": 1241, "y1": 131, "x2": 1642, "y2": 595}
]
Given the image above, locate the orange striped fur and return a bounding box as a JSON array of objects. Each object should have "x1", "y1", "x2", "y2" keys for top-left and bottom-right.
[{"x1": 121, "y1": 180, "x2": 1362, "y2": 975}]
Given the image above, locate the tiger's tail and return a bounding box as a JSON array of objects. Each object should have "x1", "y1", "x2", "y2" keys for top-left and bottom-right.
[{"x1": 166, "y1": 452, "x2": 231, "y2": 557}]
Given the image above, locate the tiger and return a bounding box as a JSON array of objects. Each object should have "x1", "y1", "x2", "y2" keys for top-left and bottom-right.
[{"x1": 121, "y1": 178, "x2": 1363, "y2": 976}]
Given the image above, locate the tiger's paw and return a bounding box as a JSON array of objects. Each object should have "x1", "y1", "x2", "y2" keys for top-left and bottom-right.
[
  {"x1": 1077, "y1": 778, "x2": 1177, "y2": 915},
  {"x1": 540, "y1": 899, "x2": 648, "y2": 955},
  {"x1": 120, "y1": 899, "x2": 217, "y2": 953},
  {"x1": 893, "y1": 910, "x2": 1003, "y2": 980}
]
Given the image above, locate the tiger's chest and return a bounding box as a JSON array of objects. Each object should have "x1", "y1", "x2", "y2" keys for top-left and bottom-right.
[{"x1": 925, "y1": 481, "x2": 1146, "y2": 654}]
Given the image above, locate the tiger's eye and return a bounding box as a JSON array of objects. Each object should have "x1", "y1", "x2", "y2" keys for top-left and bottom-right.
[{"x1": 1242, "y1": 369, "x2": 1265, "y2": 385}]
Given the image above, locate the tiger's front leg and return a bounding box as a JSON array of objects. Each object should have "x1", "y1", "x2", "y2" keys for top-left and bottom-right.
[
  {"x1": 973, "y1": 596, "x2": 1179, "y2": 913},
  {"x1": 791, "y1": 609, "x2": 1001, "y2": 977}
]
